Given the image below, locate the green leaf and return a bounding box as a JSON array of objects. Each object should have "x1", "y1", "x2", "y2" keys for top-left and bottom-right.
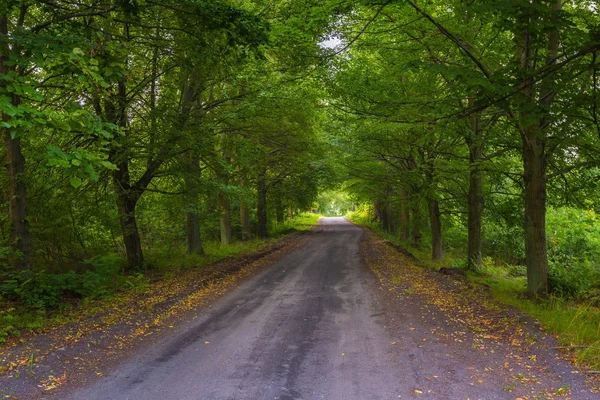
[{"x1": 70, "y1": 177, "x2": 83, "y2": 188}]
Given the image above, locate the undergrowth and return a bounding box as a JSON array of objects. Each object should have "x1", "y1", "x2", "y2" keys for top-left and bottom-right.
[{"x1": 0, "y1": 213, "x2": 320, "y2": 344}]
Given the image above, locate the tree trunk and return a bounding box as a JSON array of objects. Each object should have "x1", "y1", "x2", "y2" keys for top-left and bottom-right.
[
  {"x1": 3, "y1": 123, "x2": 31, "y2": 271},
  {"x1": 467, "y1": 100, "x2": 483, "y2": 270},
  {"x1": 400, "y1": 189, "x2": 410, "y2": 241},
  {"x1": 522, "y1": 129, "x2": 549, "y2": 294},
  {"x1": 115, "y1": 191, "x2": 144, "y2": 270},
  {"x1": 185, "y1": 155, "x2": 204, "y2": 255},
  {"x1": 187, "y1": 211, "x2": 204, "y2": 255},
  {"x1": 108, "y1": 76, "x2": 145, "y2": 270},
  {"x1": 219, "y1": 192, "x2": 232, "y2": 245},
  {"x1": 411, "y1": 198, "x2": 422, "y2": 247},
  {"x1": 275, "y1": 199, "x2": 284, "y2": 223},
  {"x1": 257, "y1": 169, "x2": 268, "y2": 238},
  {"x1": 428, "y1": 198, "x2": 443, "y2": 260},
  {"x1": 386, "y1": 199, "x2": 396, "y2": 234},
  {"x1": 513, "y1": 0, "x2": 561, "y2": 295},
  {"x1": 380, "y1": 199, "x2": 389, "y2": 231},
  {"x1": 111, "y1": 123, "x2": 144, "y2": 270},
  {"x1": 240, "y1": 203, "x2": 251, "y2": 240},
  {"x1": 1, "y1": 14, "x2": 31, "y2": 271},
  {"x1": 373, "y1": 200, "x2": 382, "y2": 223}
]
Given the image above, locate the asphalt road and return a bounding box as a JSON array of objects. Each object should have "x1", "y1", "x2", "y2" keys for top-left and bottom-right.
[
  {"x1": 63, "y1": 217, "x2": 595, "y2": 400},
  {"x1": 66, "y1": 217, "x2": 409, "y2": 400}
]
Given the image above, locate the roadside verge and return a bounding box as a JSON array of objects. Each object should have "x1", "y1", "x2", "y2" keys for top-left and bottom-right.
[
  {"x1": 358, "y1": 226, "x2": 599, "y2": 397},
  {"x1": 0, "y1": 231, "x2": 309, "y2": 399}
]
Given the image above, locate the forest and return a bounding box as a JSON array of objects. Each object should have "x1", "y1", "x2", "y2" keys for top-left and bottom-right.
[{"x1": 1, "y1": 0, "x2": 600, "y2": 342}]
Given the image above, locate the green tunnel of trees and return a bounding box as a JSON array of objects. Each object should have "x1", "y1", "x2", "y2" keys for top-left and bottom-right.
[{"x1": 1, "y1": 0, "x2": 600, "y2": 302}]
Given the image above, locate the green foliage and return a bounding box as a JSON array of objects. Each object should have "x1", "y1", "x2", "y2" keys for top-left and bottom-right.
[
  {"x1": 272, "y1": 212, "x2": 321, "y2": 233},
  {"x1": 507, "y1": 264, "x2": 527, "y2": 278},
  {"x1": 546, "y1": 207, "x2": 600, "y2": 299},
  {"x1": 0, "y1": 255, "x2": 124, "y2": 309},
  {"x1": 145, "y1": 213, "x2": 321, "y2": 272},
  {"x1": 315, "y1": 191, "x2": 355, "y2": 216},
  {"x1": 0, "y1": 308, "x2": 17, "y2": 343}
]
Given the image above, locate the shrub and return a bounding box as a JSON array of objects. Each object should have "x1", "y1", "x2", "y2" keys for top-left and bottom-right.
[
  {"x1": 0, "y1": 308, "x2": 17, "y2": 343},
  {"x1": 507, "y1": 264, "x2": 526, "y2": 277},
  {"x1": 0, "y1": 254, "x2": 125, "y2": 309},
  {"x1": 546, "y1": 207, "x2": 600, "y2": 299}
]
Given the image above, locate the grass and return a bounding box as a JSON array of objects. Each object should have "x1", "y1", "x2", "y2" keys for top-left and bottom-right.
[
  {"x1": 471, "y1": 265, "x2": 600, "y2": 369},
  {"x1": 145, "y1": 212, "x2": 320, "y2": 272},
  {"x1": 347, "y1": 209, "x2": 600, "y2": 370}
]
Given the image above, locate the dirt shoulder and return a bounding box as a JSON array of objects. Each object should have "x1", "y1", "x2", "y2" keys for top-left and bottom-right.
[
  {"x1": 360, "y1": 229, "x2": 599, "y2": 399},
  {"x1": 0, "y1": 233, "x2": 308, "y2": 399}
]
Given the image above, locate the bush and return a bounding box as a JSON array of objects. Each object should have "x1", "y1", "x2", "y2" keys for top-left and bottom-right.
[
  {"x1": 546, "y1": 207, "x2": 600, "y2": 299},
  {"x1": 0, "y1": 254, "x2": 125, "y2": 309},
  {"x1": 0, "y1": 308, "x2": 17, "y2": 343},
  {"x1": 507, "y1": 264, "x2": 526, "y2": 277}
]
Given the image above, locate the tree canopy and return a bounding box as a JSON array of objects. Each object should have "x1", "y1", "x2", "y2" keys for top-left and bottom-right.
[{"x1": 1, "y1": 0, "x2": 600, "y2": 305}]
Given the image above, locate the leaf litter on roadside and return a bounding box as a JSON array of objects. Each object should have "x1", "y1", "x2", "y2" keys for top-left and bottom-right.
[{"x1": 361, "y1": 231, "x2": 597, "y2": 398}]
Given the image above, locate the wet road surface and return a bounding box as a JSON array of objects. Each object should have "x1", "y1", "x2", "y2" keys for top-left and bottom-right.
[
  {"x1": 67, "y1": 217, "x2": 407, "y2": 400},
  {"x1": 63, "y1": 217, "x2": 596, "y2": 400}
]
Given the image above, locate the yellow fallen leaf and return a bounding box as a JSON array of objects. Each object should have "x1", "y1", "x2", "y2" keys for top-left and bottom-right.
[{"x1": 414, "y1": 389, "x2": 423, "y2": 394}]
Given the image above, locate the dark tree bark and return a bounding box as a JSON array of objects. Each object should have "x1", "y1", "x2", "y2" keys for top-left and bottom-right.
[
  {"x1": 385, "y1": 187, "x2": 396, "y2": 234},
  {"x1": 380, "y1": 199, "x2": 389, "y2": 231},
  {"x1": 1, "y1": 14, "x2": 31, "y2": 271},
  {"x1": 399, "y1": 189, "x2": 410, "y2": 241},
  {"x1": 240, "y1": 203, "x2": 251, "y2": 240},
  {"x1": 522, "y1": 132, "x2": 549, "y2": 293},
  {"x1": 257, "y1": 169, "x2": 268, "y2": 238},
  {"x1": 186, "y1": 155, "x2": 204, "y2": 255},
  {"x1": 514, "y1": 0, "x2": 561, "y2": 294},
  {"x1": 107, "y1": 75, "x2": 146, "y2": 270},
  {"x1": 428, "y1": 198, "x2": 443, "y2": 260},
  {"x1": 187, "y1": 211, "x2": 204, "y2": 255},
  {"x1": 466, "y1": 99, "x2": 483, "y2": 270},
  {"x1": 219, "y1": 192, "x2": 232, "y2": 245},
  {"x1": 411, "y1": 198, "x2": 422, "y2": 247},
  {"x1": 373, "y1": 200, "x2": 382, "y2": 223},
  {"x1": 114, "y1": 190, "x2": 144, "y2": 269}
]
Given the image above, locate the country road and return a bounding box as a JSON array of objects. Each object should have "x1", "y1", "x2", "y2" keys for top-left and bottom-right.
[{"x1": 61, "y1": 217, "x2": 596, "y2": 400}]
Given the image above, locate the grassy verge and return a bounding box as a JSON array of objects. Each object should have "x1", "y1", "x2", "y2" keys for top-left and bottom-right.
[
  {"x1": 470, "y1": 267, "x2": 600, "y2": 369},
  {"x1": 0, "y1": 213, "x2": 321, "y2": 345},
  {"x1": 347, "y1": 210, "x2": 600, "y2": 370}
]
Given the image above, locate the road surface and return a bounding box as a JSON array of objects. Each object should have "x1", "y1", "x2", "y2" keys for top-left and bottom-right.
[{"x1": 64, "y1": 217, "x2": 594, "y2": 400}]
